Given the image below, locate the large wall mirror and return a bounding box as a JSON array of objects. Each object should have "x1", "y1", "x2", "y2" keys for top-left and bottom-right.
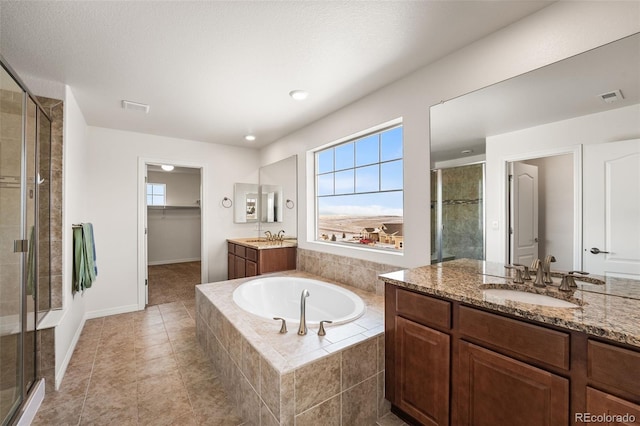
[
  {"x1": 430, "y1": 33, "x2": 640, "y2": 278},
  {"x1": 259, "y1": 155, "x2": 297, "y2": 238},
  {"x1": 233, "y1": 155, "x2": 298, "y2": 238}
]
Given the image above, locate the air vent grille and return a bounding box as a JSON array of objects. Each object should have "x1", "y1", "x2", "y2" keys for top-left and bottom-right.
[
  {"x1": 121, "y1": 100, "x2": 150, "y2": 113},
  {"x1": 598, "y1": 90, "x2": 624, "y2": 104}
]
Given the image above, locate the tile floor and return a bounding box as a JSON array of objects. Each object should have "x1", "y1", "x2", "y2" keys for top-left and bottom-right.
[
  {"x1": 147, "y1": 262, "x2": 201, "y2": 306},
  {"x1": 32, "y1": 289, "x2": 406, "y2": 425},
  {"x1": 32, "y1": 300, "x2": 243, "y2": 425}
]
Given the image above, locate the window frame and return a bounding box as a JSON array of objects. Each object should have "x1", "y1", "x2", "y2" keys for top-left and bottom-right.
[
  {"x1": 146, "y1": 182, "x2": 167, "y2": 206},
  {"x1": 313, "y1": 121, "x2": 404, "y2": 252}
]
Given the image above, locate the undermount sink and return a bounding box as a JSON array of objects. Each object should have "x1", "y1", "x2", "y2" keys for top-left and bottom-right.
[{"x1": 483, "y1": 289, "x2": 580, "y2": 308}]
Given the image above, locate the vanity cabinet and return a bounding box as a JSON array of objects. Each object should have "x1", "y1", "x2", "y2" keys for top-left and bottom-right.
[
  {"x1": 457, "y1": 341, "x2": 569, "y2": 425},
  {"x1": 585, "y1": 340, "x2": 640, "y2": 423},
  {"x1": 227, "y1": 242, "x2": 296, "y2": 280},
  {"x1": 385, "y1": 284, "x2": 640, "y2": 426}
]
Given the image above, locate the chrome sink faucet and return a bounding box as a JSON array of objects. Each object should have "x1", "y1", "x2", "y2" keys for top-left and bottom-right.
[
  {"x1": 264, "y1": 230, "x2": 272, "y2": 241},
  {"x1": 298, "y1": 289, "x2": 310, "y2": 335}
]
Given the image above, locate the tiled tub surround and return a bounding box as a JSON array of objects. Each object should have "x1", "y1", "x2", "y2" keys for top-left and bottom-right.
[
  {"x1": 380, "y1": 258, "x2": 640, "y2": 348},
  {"x1": 296, "y1": 248, "x2": 401, "y2": 296},
  {"x1": 196, "y1": 270, "x2": 387, "y2": 425}
]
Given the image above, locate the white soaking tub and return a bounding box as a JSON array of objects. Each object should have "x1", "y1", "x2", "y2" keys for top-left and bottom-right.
[{"x1": 232, "y1": 276, "x2": 366, "y2": 325}]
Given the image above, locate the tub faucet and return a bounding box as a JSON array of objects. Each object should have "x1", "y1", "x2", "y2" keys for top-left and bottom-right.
[{"x1": 298, "y1": 289, "x2": 310, "y2": 335}]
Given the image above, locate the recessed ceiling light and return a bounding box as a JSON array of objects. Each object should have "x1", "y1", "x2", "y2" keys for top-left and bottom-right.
[
  {"x1": 461, "y1": 149, "x2": 474, "y2": 154},
  {"x1": 161, "y1": 165, "x2": 174, "y2": 171},
  {"x1": 245, "y1": 135, "x2": 256, "y2": 142},
  {"x1": 289, "y1": 90, "x2": 309, "y2": 101}
]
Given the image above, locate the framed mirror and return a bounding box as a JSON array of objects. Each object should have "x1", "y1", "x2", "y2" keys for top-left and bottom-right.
[
  {"x1": 233, "y1": 182, "x2": 259, "y2": 223},
  {"x1": 259, "y1": 155, "x2": 297, "y2": 237},
  {"x1": 430, "y1": 33, "x2": 640, "y2": 275}
]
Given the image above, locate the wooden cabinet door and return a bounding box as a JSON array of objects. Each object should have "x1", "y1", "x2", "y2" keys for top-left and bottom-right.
[
  {"x1": 234, "y1": 256, "x2": 246, "y2": 278},
  {"x1": 245, "y1": 260, "x2": 258, "y2": 277},
  {"x1": 586, "y1": 387, "x2": 640, "y2": 426},
  {"x1": 227, "y1": 253, "x2": 236, "y2": 279},
  {"x1": 396, "y1": 316, "x2": 450, "y2": 426},
  {"x1": 457, "y1": 341, "x2": 569, "y2": 426}
]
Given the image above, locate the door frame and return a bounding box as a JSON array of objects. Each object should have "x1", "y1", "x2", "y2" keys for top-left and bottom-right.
[
  {"x1": 136, "y1": 157, "x2": 208, "y2": 310},
  {"x1": 501, "y1": 145, "x2": 582, "y2": 270}
]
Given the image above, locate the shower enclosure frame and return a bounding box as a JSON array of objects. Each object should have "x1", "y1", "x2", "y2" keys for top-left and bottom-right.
[{"x1": 1, "y1": 56, "x2": 52, "y2": 426}]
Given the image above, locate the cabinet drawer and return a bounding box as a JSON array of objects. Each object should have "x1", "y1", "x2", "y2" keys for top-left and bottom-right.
[
  {"x1": 235, "y1": 245, "x2": 246, "y2": 258},
  {"x1": 588, "y1": 340, "x2": 640, "y2": 397},
  {"x1": 396, "y1": 288, "x2": 451, "y2": 330},
  {"x1": 246, "y1": 247, "x2": 258, "y2": 262},
  {"x1": 227, "y1": 242, "x2": 235, "y2": 254},
  {"x1": 459, "y1": 306, "x2": 570, "y2": 370}
]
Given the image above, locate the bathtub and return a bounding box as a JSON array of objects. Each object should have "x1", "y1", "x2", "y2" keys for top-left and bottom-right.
[{"x1": 232, "y1": 276, "x2": 366, "y2": 325}]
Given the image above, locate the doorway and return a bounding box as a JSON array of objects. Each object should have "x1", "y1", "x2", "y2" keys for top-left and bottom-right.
[
  {"x1": 137, "y1": 160, "x2": 207, "y2": 309},
  {"x1": 507, "y1": 153, "x2": 574, "y2": 271}
]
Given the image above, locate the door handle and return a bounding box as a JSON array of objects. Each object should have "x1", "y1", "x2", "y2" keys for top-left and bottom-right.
[{"x1": 590, "y1": 247, "x2": 610, "y2": 254}]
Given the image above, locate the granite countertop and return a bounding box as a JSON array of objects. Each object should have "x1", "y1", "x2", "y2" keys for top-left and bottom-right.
[
  {"x1": 228, "y1": 237, "x2": 297, "y2": 250},
  {"x1": 379, "y1": 259, "x2": 640, "y2": 348}
]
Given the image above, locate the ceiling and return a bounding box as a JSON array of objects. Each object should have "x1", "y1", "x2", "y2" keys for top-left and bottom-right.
[
  {"x1": 0, "y1": 1, "x2": 552, "y2": 148},
  {"x1": 430, "y1": 33, "x2": 640, "y2": 163}
]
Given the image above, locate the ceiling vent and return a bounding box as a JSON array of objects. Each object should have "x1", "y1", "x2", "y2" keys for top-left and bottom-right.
[
  {"x1": 121, "y1": 100, "x2": 150, "y2": 113},
  {"x1": 598, "y1": 90, "x2": 624, "y2": 104}
]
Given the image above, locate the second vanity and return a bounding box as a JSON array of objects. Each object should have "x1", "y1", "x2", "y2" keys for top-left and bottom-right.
[
  {"x1": 227, "y1": 238, "x2": 297, "y2": 280},
  {"x1": 380, "y1": 259, "x2": 640, "y2": 426}
]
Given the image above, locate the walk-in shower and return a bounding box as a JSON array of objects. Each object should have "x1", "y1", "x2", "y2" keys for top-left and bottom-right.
[{"x1": 1, "y1": 58, "x2": 52, "y2": 425}]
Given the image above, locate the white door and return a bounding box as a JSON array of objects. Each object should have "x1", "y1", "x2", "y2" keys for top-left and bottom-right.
[
  {"x1": 510, "y1": 162, "x2": 539, "y2": 267},
  {"x1": 144, "y1": 168, "x2": 149, "y2": 305},
  {"x1": 583, "y1": 139, "x2": 640, "y2": 278}
]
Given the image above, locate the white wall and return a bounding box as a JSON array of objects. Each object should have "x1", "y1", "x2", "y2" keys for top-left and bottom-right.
[
  {"x1": 259, "y1": 155, "x2": 297, "y2": 237},
  {"x1": 259, "y1": 1, "x2": 640, "y2": 269},
  {"x1": 83, "y1": 127, "x2": 259, "y2": 317},
  {"x1": 486, "y1": 104, "x2": 640, "y2": 266},
  {"x1": 56, "y1": 85, "x2": 89, "y2": 388}
]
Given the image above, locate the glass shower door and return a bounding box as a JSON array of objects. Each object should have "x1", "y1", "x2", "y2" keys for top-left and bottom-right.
[{"x1": 0, "y1": 65, "x2": 26, "y2": 425}]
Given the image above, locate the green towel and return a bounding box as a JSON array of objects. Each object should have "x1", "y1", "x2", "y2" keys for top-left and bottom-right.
[{"x1": 73, "y1": 223, "x2": 98, "y2": 294}]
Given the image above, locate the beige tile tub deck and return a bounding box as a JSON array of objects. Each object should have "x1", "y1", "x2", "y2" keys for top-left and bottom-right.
[{"x1": 196, "y1": 270, "x2": 388, "y2": 425}]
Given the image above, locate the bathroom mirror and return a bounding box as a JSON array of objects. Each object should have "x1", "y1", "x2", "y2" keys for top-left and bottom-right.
[
  {"x1": 430, "y1": 33, "x2": 640, "y2": 272},
  {"x1": 259, "y1": 155, "x2": 297, "y2": 237},
  {"x1": 233, "y1": 182, "x2": 259, "y2": 223},
  {"x1": 259, "y1": 184, "x2": 283, "y2": 223}
]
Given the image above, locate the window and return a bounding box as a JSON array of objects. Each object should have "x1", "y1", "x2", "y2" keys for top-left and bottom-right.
[
  {"x1": 146, "y1": 183, "x2": 166, "y2": 206},
  {"x1": 315, "y1": 125, "x2": 403, "y2": 251}
]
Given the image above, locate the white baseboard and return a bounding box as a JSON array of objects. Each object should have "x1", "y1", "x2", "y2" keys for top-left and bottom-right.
[
  {"x1": 147, "y1": 258, "x2": 201, "y2": 266},
  {"x1": 55, "y1": 316, "x2": 85, "y2": 390},
  {"x1": 85, "y1": 304, "x2": 141, "y2": 320}
]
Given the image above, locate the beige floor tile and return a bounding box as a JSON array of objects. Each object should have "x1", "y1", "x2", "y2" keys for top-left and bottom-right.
[
  {"x1": 136, "y1": 353, "x2": 179, "y2": 380},
  {"x1": 137, "y1": 386, "x2": 193, "y2": 425}
]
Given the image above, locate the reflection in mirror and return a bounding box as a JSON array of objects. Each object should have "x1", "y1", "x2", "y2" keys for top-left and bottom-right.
[
  {"x1": 259, "y1": 155, "x2": 297, "y2": 238},
  {"x1": 233, "y1": 183, "x2": 259, "y2": 223},
  {"x1": 431, "y1": 163, "x2": 485, "y2": 264},
  {"x1": 430, "y1": 33, "x2": 640, "y2": 272},
  {"x1": 260, "y1": 184, "x2": 282, "y2": 223}
]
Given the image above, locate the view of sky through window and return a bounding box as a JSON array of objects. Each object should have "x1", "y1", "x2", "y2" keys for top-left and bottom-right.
[{"x1": 315, "y1": 125, "x2": 404, "y2": 251}]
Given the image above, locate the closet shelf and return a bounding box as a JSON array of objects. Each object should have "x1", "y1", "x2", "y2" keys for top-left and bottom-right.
[{"x1": 147, "y1": 205, "x2": 200, "y2": 210}]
